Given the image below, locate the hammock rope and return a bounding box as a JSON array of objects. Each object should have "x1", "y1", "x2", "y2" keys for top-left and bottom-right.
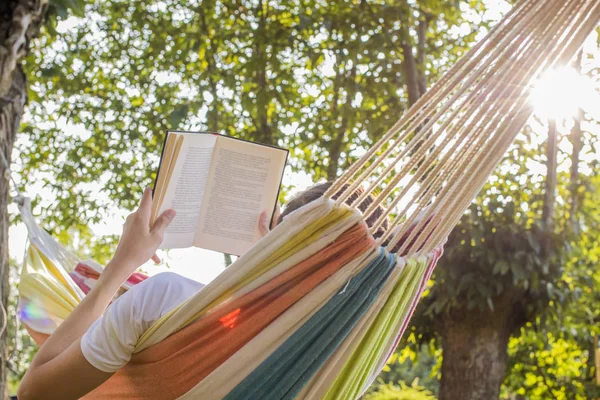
[
  {"x1": 331, "y1": 0, "x2": 599, "y2": 257},
  {"x1": 12, "y1": 1, "x2": 599, "y2": 398}
]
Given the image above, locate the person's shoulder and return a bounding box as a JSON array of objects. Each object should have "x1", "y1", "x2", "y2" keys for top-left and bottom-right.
[
  {"x1": 147, "y1": 271, "x2": 195, "y2": 284},
  {"x1": 141, "y1": 272, "x2": 203, "y2": 295},
  {"x1": 133, "y1": 272, "x2": 204, "y2": 316}
]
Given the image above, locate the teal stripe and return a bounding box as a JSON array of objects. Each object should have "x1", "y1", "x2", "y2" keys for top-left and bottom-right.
[{"x1": 224, "y1": 248, "x2": 396, "y2": 400}]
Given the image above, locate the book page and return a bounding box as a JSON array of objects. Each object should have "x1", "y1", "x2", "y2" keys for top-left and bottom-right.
[
  {"x1": 194, "y1": 136, "x2": 287, "y2": 255},
  {"x1": 151, "y1": 132, "x2": 180, "y2": 224},
  {"x1": 157, "y1": 133, "x2": 217, "y2": 248}
]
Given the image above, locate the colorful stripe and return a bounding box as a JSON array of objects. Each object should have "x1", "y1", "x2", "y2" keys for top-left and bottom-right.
[
  {"x1": 224, "y1": 248, "x2": 395, "y2": 400},
  {"x1": 20, "y1": 200, "x2": 445, "y2": 400}
]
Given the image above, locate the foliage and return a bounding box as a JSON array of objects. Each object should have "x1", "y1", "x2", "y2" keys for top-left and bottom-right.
[
  {"x1": 422, "y1": 127, "x2": 565, "y2": 318},
  {"x1": 501, "y1": 173, "x2": 600, "y2": 399},
  {"x1": 413, "y1": 114, "x2": 597, "y2": 316},
  {"x1": 374, "y1": 341, "x2": 441, "y2": 396},
  {"x1": 407, "y1": 84, "x2": 600, "y2": 395},
  {"x1": 45, "y1": 0, "x2": 87, "y2": 35},
  {"x1": 18, "y1": 0, "x2": 488, "y2": 262},
  {"x1": 15, "y1": 0, "x2": 600, "y2": 398},
  {"x1": 502, "y1": 326, "x2": 599, "y2": 399},
  {"x1": 377, "y1": 110, "x2": 600, "y2": 398},
  {"x1": 365, "y1": 379, "x2": 437, "y2": 400}
]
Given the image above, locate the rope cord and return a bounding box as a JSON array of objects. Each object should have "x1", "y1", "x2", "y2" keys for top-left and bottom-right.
[
  {"x1": 324, "y1": 0, "x2": 598, "y2": 257},
  {"x1": 392, "y1": 0, "x2": 596, "y2": 255}
]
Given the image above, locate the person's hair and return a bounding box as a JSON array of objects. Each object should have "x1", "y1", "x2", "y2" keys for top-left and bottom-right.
[{"x1": 277, "y1": 181, "x2": 388, "y2": 238}]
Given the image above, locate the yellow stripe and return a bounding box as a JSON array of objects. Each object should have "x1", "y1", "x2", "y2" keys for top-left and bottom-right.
[
  {"x1": 324, "y1": 256, "x2": 429, "y2": 399},
  {"x1": 19, "y1": 246, "x2": 82, "y2": 324}
]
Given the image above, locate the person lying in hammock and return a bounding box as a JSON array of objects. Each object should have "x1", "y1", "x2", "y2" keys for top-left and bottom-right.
[{"x1": 18, "y1": 182, "x2": 385, "y2": 400}]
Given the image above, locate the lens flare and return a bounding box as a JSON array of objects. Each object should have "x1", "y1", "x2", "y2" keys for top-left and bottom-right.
[
  {"x1": 20, "y1": 297, "x2": 57, "y2": 330},
  {"x1": 530, "y1": 67, "x2": 599, "y2": 121}
]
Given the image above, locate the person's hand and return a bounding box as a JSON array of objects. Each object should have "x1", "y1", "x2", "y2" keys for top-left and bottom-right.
[
  {"x1": 257, "y1": 211, "x2": 270, "y2": 238},
  {"x1": 257, "y1": 206, "x2": 281, "y2": 239},
  {"x1": 107, "y1": 187, "x2": 175, "y2": 281}
]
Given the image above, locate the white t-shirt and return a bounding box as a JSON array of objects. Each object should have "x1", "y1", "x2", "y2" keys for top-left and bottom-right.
[{"x1": 80, "y1": 272, "x2": 204, "y2": 373}]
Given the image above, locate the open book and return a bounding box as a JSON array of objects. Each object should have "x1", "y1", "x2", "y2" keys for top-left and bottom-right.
[{"x1": 151, "y1": 131, "x2": 288, "y2": 256}]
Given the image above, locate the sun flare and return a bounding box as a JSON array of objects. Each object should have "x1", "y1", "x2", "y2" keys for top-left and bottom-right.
[{"x1": 530, "y1": 67, "x2": 599, "y2": 121}]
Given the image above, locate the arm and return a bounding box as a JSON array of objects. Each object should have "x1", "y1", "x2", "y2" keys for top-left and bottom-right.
[{"x1": 18, "y1": 188, "x2": 176, "y2": 400}]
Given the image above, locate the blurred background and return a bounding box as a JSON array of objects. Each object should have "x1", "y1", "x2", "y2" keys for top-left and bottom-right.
[{"x1": 1, "y1": 0, "x2": 600, "y2": 399}]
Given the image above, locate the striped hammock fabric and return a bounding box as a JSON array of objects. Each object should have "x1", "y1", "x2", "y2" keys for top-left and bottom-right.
[
  {"x1": 18, "y1": 199, "x2": 149, "y2": 341},
  {"x1": 17, "y1": 1, "x2": 599, "y2": 398}
]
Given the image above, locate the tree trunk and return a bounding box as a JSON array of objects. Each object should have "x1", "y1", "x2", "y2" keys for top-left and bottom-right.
[
  {"x1": 401, "y1": 37, "x2": 420, "y2": 107},
  {"x1": 1, "y1": 1, "x2": 48, "y2": 397},
  {"x1": 198, "y1": 3, "x2": 220, "y2": 131},
  {"x1": 569, "y1": 51, "x2": 584, "y2": 231},
  {"x1": 324, "y1": 38, "x2": 342, "y2": 180},
  {"x1": 254, "y1": 0, "x2": 274, "y2": 146},
  {"x1": 541, "y1": 119, "x2": 557, "y2": 232},
  {"x1": 399, "y1": 17, "x2": 420, "y2": 107},
  {"x1": 594, "y1": 335, "x2": 600, "y2": 384},
  {"x1": 416, "y1": 16, "x2": 429, "y2": 97},
  {"x1": 325, "y1": 64, "x2": 342, "y2": 181},
  {"x1": 326, "y1": 58, "x2": 357, "y2": 181},
  {"x1": 326, "y1": 125, "x2": 344, "y2": 181},
  {"x1": 325, "y1": 1, "x2": 363, "y2": 181},
  {"x1": 439, "y1": 299, "x2": 516, "y2": 400},
  {"x1": 569, "y1": 110, "x2": 582, "y2": 228}
]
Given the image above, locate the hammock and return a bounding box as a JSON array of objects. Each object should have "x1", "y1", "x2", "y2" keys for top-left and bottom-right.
[
  {"x1": 17, "y1": 197, "x2": 150, "y2": 343},
  {"x1": 16, "y1": 1, "x2": 599, "y2": 398}
]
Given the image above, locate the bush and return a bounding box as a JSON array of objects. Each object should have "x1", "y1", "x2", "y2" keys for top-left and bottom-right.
[{"x1": 364, "y1": 380, "x2": 437, "y2": 400}]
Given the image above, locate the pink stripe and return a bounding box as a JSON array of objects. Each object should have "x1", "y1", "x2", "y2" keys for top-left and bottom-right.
[
  {"x1": 378, "y1": 245, "x2": 444, "y2": 370},
  {"x1": 71, "y1": 262, "x2": 149, "y2": 292},
  {"x1": 361, "y1": 246, "x2": 444, "y2": 396},
  {"x1": 74, "y1": 263, "x2": 100, "y2": 279},
  {"x1": 69, "y1": 272, "x2": 92, "y2": 294},
  {"x1": 127, "y1": 271, "x2": 148, "y2": 285},
  {"x1": 394, "y1": 245, "x2": 443, "y2": 347}
]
